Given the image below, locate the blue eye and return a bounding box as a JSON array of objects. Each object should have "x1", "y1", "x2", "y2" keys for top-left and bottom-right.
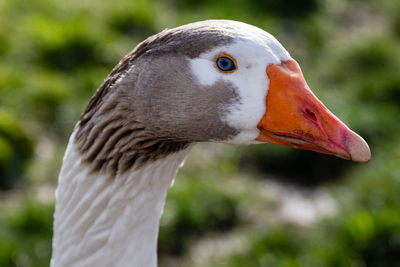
[{"x1": 216, "y1": 55, "x2": 237, "y2": 72}]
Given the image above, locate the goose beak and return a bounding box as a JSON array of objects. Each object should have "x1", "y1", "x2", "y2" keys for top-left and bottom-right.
[{"x1": 256, "y1": 59, "x2": 370, "y2": 162}]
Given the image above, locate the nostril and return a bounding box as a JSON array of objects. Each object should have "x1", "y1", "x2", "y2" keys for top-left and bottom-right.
[{"x1": 304, "y1": 108, "x2": 317, "y2": 123}]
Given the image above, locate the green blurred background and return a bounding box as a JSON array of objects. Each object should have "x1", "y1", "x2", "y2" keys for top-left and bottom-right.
[{"x1": 1, "y1": 0, "x2": 400, "y2": 266}]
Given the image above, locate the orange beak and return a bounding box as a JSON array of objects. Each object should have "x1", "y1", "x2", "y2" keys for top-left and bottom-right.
[{"x1": 257, "y1": 59, "x2": 370, "y2": 162}]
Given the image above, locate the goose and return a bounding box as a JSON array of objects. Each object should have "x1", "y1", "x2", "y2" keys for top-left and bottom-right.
[{"x1": 51, "y1": 19, "x2": 370, "y2": 267}]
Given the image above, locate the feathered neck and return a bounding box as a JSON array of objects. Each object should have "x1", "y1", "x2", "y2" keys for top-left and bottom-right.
[{"x1": 51, "y1": 130, "x2": 192, "y2": 267}]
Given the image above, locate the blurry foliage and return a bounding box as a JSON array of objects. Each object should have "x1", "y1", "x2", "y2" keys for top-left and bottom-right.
[
  {"x1": 223, "y1": 209, "x2": 400, "y2": 267},
  {"x1": 222, "y1": 144, "x2": 400, "y2": 266},
  {"x1": 172, "y1": 0, "x2": 318, "y2": 19},
  {"x1": 248, "y1": 0, "x2": 319, "y2": 18},
  {"x1": 0, "y1": 200, "x2": 53, "y2": 267},
  {"x1": 334, "y1": 37, "x2": 400, "y2": 105},
  {"x1": 238, "y1": 144, "x2": 352, "y2": 187},
  {"x1": 159, "y1": 148, "x2": 244, "y2": 256},
  {"x1": 326, "y1": 36, "x2": 400, "y2": 149},
  {"x1": 0, "y1": 0, "x2": 399, "y2": 266},
  {"x1": 0, "y1": 34, "x2": 8, "y2": 56},
  {"x1": 0, "y1": 111, "x2": 33, "y2": 189},
  {"x1": 392, "y1": 6, "x2": 400, "y2": 38},
  {"x1": 35, "y1": 31, "x2": 102, "y2": 72},
  {"x1": 108, "y1": 11, "x2": 156, "y2": 39},
  {"x1": 159, "y1": 176, "x2": 240, "y2": 255}
]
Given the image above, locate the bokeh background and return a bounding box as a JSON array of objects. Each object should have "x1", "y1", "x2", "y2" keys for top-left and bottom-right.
[{"x1": 1, "y1": 0, "x2": 400, "y2": 266}]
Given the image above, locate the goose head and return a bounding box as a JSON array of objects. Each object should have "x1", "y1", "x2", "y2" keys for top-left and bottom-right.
[
  {"x1": 77, "y1": 20, "x2": 370, "y2": 174},
  {"x1": 187, "y1": 21, "x2": 370, "y2": 162},
  {"x1": 53, "y1": 20, "x2": 371, "y2": 267}
]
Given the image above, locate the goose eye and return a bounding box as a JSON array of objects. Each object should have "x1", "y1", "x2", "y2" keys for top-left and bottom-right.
[{"x1": 216, "y1": 55, "x2": 237, "y2": 73}]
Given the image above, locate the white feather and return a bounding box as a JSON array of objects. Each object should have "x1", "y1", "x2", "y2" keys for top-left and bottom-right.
[{"x1": 52, "y1": 130, "x2": 192, "y2": 267}]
